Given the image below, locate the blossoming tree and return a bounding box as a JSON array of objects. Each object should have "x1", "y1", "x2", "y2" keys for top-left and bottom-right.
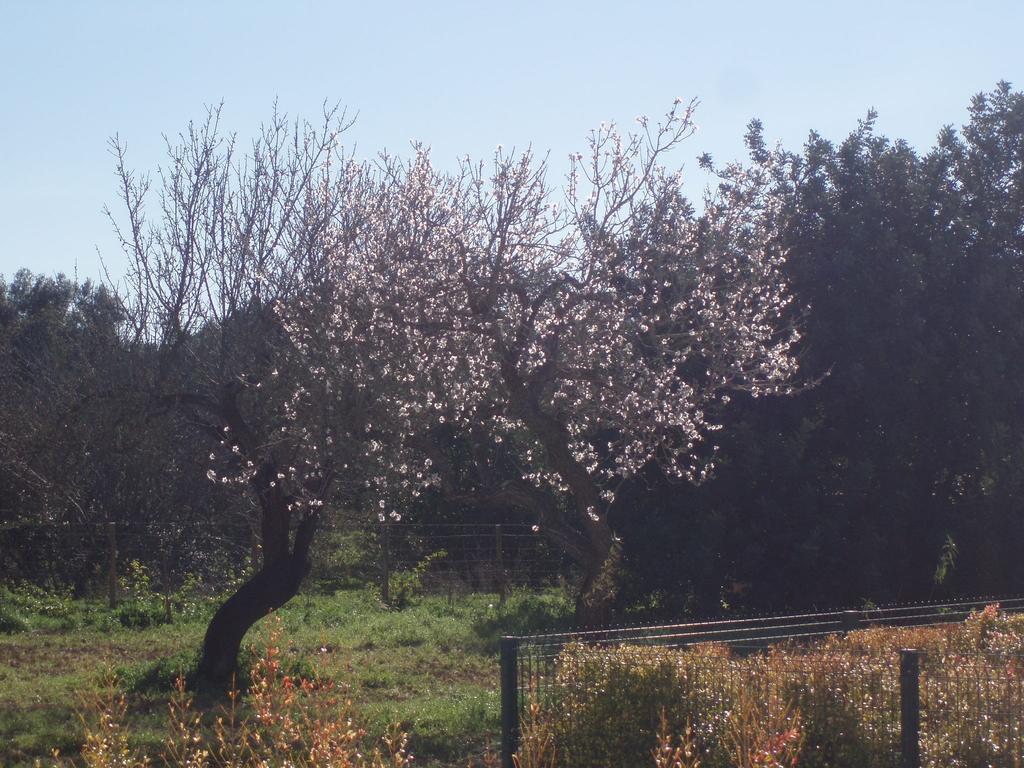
[
  {"x1": 294, "y1": 100, "x2": 801, "y2": 622},
  {"x1": 112, "y1": 97, "x2": 801, "y2": 674},
  {"x1": 109, "y1": 105, "x2": 388, "y2": 679}
]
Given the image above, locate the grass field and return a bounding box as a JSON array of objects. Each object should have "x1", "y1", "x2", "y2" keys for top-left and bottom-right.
[
  {"x1": 10, "y1": 583, "x2": 1022, "y2": 768},
  {"x1": 0, "y1": 585, "x2": 573, "y2": 767}
]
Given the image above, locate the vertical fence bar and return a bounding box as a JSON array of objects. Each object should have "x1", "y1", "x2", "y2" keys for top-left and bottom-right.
[
  {"x1": 841, "y1": 610, "x2": 861, "y2": 633},
  {"x1": 161, "y1": 549, "x2": 172, "y2": 623},
  {"x1": 901, "y1": 649, "x2": 921, "y2": 768},
  {"x1": 500, "y1": 636, "x2": 519, "y2": 768},
  {"x1": 381, "y1": 521, "x2": 391, "y2": 605},
  {"x1": 495, "y1": 524, "x2": 506, "y2": 605},
  {"x1": 106, "y1": 522, "x2": 118, "y2": 609}
]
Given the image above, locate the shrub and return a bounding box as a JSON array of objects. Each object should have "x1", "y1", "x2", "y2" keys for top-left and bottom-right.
[
  {"x1": 0, "y1": 582, "x2": 77, "y2": 632},
  {"x1": 725, "y1": 688, "x2": 803, "y2": 768},
  {"x1": 472, "y1": 589, "x2": 574, "y2": 653},
  {"x1": 63, "y1": 618, "x2": 413, "y2": 768},
  {"x1": 515, "y1": 700, "x2": 557, "y2": 768},
  {"x1": 310, "y1": 527, "x2": 382, "y2": 592},
  {"x1": 1, "y1": 581, "x2": 73, "y2": 619},
  {"x1": 530, "y1": 605, "x2": 1024, "y2": 767},
  {"x1": 652, "y1": 710, "x2": 701, "y2": 768},
  {"x1": 118, "y1": 559, "x2": 154, "y2": 602},
  {"x1": 526, "y1": 642, "x2": 743, "y2": 766},
  {"x1": 112, "y1": 599, "x2": 170, "y2": 629},
  {"x1": 0, "y1": 599, "x2": 27, "y2": 633},
  {"x1": 385, "y1": 550, "x2": 447, "y2": 610}
]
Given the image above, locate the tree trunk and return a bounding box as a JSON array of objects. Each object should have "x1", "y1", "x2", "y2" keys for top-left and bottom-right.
[
  {"x1": 569, "y1": 527, "x2": 619, "y2": 627},
  {"x1": 197, "y1": 550, "x2": 311, "y2": 682},
  {"x1": 171, "y1": 387, "x2": 327, "y2": 684},
  {"x1": 197, "y1": 481, "x2": 319, "y2": 684},
  {"x1": 503, "y1": 372, "x2": 620, "y2": 627}
]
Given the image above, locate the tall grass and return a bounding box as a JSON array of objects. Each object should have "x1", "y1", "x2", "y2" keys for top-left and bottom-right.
[
  {"x1": 2, "y1": 585, "x2": 573, "y2": 765},
  {"x1": 54, "y1": 618, "x2": 413, "y2": 768}
]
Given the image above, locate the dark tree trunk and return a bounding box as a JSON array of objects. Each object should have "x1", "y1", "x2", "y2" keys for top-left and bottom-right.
[
  {"x1": 168, "y1": 387, "x2": 328, "y2": 684},
  {"x1": 569, "y1": 530, "x2": 619, "y2": 627},
  {"x1": 197, "y1": 549, "x2": 311, "y2": 682},
  {"x1": 197, "y1": 462, "x2": 320, "y2": 684},
  {"x1": 503, "y1": 372, "x2": 620, "y2": 627}
]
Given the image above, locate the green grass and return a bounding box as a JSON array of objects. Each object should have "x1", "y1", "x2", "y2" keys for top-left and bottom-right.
[{"x1": 0, "y1": 585, "x2": 572, "y2": 767}]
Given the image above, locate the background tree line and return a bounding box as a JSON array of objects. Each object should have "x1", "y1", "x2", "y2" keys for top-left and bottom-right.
[
  {"x1": 619, "y1": 82, "x2": 1024, "y2": 616},
  {"x1": 1, "y1": 82, "x2": 1021, "y2": 651}
]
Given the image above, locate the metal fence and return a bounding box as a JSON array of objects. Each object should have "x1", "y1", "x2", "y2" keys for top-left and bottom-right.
[
  {"x1": 500, "y1": 596, "x2": 1024, "y2": 768},
  {"x1": 370, "y1": 521, "x2": 564, "y2": 604},
  {"x1": 919, "y1": 649, "x2": 1024, "y2": 766},
  {"x1": 0, "y1": 518, "x2": 562, "y2": 606},
  {"x1": 0, "y1": 520, "x2": 251, "y2": 601}
]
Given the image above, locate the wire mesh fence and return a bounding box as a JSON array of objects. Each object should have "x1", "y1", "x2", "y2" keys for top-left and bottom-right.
[
  {"x1": 0, "y1": 518, "x2": 564, "y2": 605},
  {"x1": 509, "y1": 640, "x2": 905, "y2": 767},
  {"x1": 502, "y1": 597, "x2": 1024, "y2": 768},
  {"x1": 919, "y1": 650, "x2": 1024, "y2": 766},
  {"x1": 370, "y1": 521, "x2": 566, "y2": 599},
  {"x1": 0, "y1": 519, "x2": 252, "y2": 599}
]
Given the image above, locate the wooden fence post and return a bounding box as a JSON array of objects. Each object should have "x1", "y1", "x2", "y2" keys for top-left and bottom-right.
[
  {"x1": 106, "y1": 522, "x2": 118, "y2": 609},
  {"x1": 161, "y1": 549, "x2": 172, "y2": 623},
  {"x1": 495, "y1": 524, "x2": 506, "y2": 605},
  {"x1": 381, "y1": 520, "x2": 391, "y2": 605}
]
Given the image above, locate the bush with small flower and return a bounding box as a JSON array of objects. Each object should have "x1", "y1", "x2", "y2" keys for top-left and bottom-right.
[
  {"x1": 522, "y1": 605, "x2": 1024, "y2": 767},
  {"x1": 61, "y1": 617, "x2": 413, "y2": 768}
]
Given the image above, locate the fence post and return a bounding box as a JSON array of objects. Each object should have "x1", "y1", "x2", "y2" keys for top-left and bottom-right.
[
  {"x1": 495, "y1": 524, "x2": 506, "y2": 606},
  {"x1": 106, "y1": 522, "x2": 118, "y2": 609},
  {"x1": 900, "y1": 648, "x2": 921, "y2": 768},
  {"x1": 841, "y1": 610, "x2": 861, "y2": 633},
  {"x1": 500, "y1": 636, "x2": 519, "y2": 768},
  {"x1": 161, "y1": 549, "x2": 172, "y2": 624},
  {"x1": 381, "y1": 520, "x2": 391, "y2": 605}
]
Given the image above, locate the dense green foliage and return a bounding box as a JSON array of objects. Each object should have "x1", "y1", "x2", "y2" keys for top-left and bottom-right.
[
  {"x1": 0, "y1": 271, "x2": 252, "y2": 591},
  {"x1": 618, "y1": 82, "x2": 1024, "y2": 614}
]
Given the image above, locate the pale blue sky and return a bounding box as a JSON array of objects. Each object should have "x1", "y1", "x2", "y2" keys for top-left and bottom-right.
[{"x1": 1, "y1": 0, "x2": 1021, "y2": 284}]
